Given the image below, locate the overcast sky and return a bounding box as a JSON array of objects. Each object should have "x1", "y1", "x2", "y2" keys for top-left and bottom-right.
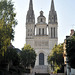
[{"x1": 12, "y1": 0, "x2": 75, "y2": 49}]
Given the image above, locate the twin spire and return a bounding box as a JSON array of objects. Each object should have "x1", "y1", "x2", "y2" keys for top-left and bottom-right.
[
  {"x1": 26, "y1": 0, "x2": 57, "y2": 24},
  {"x1": 28, "y1": 0, "x2": 55, "y2": 11}
]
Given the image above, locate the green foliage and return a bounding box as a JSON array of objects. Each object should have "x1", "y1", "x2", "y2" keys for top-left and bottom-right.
[
  {"x1": 21, "y1": 44, "x2": 36, "y2": 69},
  {"x1": 0, "y1": 47, "x2": 21, "y2": 75},
  {"x1": 66, "y1": 32, "x2": 75, "y2": 68},
  {"x1": 48, "y1": 44, "x2": 64, "y2": 73},
  {"x1": 0, "y1": 0, "x2": 17, "y2": 56},
  {"x1": 5, "y1": 48, "x2": 20, "y2": 66},
  {"x1": 9, "y1": 65, "x2": 23, "y2": 75},
  {"x1": 0, "y1": 48, "x2": 20, "y2": 68}
]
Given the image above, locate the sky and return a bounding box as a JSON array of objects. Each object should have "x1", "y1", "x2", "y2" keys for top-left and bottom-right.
[{"x1": 12, "y1": 0, "x2": 75, "y2": 49}]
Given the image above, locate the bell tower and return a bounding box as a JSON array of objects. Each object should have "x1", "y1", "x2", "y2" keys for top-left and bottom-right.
[
  {"x1": 26, "y1": 0, "x2": 35, "y2": 48},
  {"x1": 48, "y1": 0, "x2": 58, "y2": 50}
]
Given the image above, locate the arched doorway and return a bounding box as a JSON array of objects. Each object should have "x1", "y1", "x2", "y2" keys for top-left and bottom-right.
[{"x1": 39, "y1": 53, "x2": 44, "y2": 65}]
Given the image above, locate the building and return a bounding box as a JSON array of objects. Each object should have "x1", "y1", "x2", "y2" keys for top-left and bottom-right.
[
  {"x1": 26, "y1": 0, "x2": 58, "y2": 73},
  {"x1": 63, "y1": 29, "x2": 75, "y2": 75}
]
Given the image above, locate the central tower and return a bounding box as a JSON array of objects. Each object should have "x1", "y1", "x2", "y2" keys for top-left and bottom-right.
[{"x1": 26, "y1": 0, "x2": 58, "y2": 73}]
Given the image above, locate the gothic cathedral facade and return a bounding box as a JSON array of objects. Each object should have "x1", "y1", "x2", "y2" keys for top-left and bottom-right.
[{"x1": 26, "y1": 0, "x2": 58, "y2": 72}]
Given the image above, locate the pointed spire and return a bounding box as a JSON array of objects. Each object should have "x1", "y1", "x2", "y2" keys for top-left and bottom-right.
[
  {"x1": 48, "y1": 0, "x2": 57, "y2": 24},
  {"x1": 29, "y1": 0, "x2": 33, "y2": 10},
  {"x1": 51, "y1": 0, "x2": 55, "y2": 11},
  {"x1": 26, "y1": 0, "x2": 35, "y2": 24}
]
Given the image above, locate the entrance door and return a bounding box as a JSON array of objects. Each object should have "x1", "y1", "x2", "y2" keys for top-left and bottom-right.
[{"x1": 39, "y1": 53, "x2": 44, "y2": 65}]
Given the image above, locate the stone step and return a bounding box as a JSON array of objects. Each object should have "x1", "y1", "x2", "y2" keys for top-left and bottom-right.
[{"x1": 32, "y1": 65, "x2": 49, "y2": 73}]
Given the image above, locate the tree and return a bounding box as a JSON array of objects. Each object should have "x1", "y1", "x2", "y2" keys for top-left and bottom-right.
[
  {"x1": 66, "y1": 32, "x2": 75, "y2": 68},
  {"x1": 0, "y1": 0, "x2": 17, "y2": 56},
  {"x1": 5, "y1": 47, "x2": 20, "y2": 66},
  {"x1": 20, "y1": 44, "x2": 36, "y2": 69},
  {"x1": 48, "y1": 44, "x2": 64, "y2": 73}
]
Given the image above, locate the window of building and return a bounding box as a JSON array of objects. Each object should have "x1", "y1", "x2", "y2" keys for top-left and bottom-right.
[
  {"x1": 39, "y1": 53, "x2": 44, "y2": 65},
  {"x1": 51, "y1": 27, "x2": 52, "y2": 38},
  {"x1": 52, "y1": 16, "x2": 54, "y2": 22},
  {"x1": 54, "y1": 27, "x2": 55, "y2": 38},
  {"x1": 39, "y1": 28, "x2": 41, "y2": 35},
  {"x1": 54, "y1": 16, "x2": 56, "y2": 22},
  {"x1": 41, "y1": 18, "x2": 43, "y2": 22},
  {"x1": 42, "y1": 28, "x2": 44, "y2": 35},
  {"x1": 52, "y1": 16, "x2": 54, "y2": 19}
]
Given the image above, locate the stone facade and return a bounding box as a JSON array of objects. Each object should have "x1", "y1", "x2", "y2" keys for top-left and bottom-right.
[{"x1": 26, "y1": 0, "x2": 58, "y2": 73}]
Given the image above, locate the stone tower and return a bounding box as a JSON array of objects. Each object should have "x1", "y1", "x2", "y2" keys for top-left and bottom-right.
[
  {"x1": 48, "y1": 0, "x2": 58, "y2": 50},
  {"x1": 26, "y1": 0, "x2": 58, "y2": 73},
  {"x1": 26, "y1": 0, "x2": 35, "y2": 48}
]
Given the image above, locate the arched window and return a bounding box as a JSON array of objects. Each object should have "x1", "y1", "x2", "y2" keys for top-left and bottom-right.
[
  {"x1": 54, "y1": 27, "x2": 55, "y2": 38},
  {"x1": 42, "y1": 28, "x2": 44, "y2": 35},
  {"x1": 41, "y1": 18, "x2": 43, "y2": 22},
  {"x1": 51, "y1": 27, "x2": 52, "y2": 38},
  {"x1": 52, "y1": 16, "x2": 54, "y2": 22},
  {"x1": 39, "y1": 53, "x2": 44, "y2": 65}
]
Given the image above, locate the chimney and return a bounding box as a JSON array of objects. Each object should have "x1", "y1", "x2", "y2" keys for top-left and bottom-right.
[{"x1": 70, "y1": 29, "x2": 74, "y2": 36}]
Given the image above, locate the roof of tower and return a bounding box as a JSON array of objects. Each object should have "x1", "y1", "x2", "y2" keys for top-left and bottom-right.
[
  {"x1": 26, "y1": 0, "x2": 35, "y2": 24},
  {"x1": 29, "y1": 0, "x2": 33, "y2": 10},
  {"x1": 48, "y1": 0, "x2": 58, "y2": 24},
  {"x1": 40, "y1": 11, "x2": 44, "y2": 17},
  {"x1": 51, "y1": 0, "x2": 55, "y2": 11},
  {"x1": 38, "y1": 10, "x2": 45, "y2": 18},
  {"x1": 36, "y1": 10, "x2": 47, "y2": 25}
]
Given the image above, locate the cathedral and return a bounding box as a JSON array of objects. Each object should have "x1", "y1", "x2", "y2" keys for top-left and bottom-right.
[{"x1": 26, "y1": 0, "x2": 58, "y2": 73}]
